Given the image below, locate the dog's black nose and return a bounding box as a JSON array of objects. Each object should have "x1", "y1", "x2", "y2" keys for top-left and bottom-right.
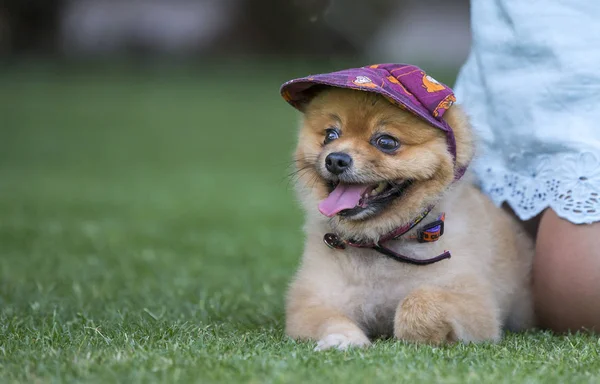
[{"x1": 325, "y1": 152, "x2": 352, "y2": 175}]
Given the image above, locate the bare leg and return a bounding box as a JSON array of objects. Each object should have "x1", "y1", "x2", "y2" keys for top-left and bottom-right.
[{"x1": 534, "y1": 209, "x2": 600, "y2": 332}]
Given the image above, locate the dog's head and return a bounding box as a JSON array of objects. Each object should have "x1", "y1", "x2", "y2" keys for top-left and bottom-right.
[{"x1": 282, "y1": 66, "x2": 474, "y2": 241}]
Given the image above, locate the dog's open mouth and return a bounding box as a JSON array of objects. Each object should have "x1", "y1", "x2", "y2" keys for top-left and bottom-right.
[{"x1": 319, "y1": 180, "x2": 412, "y2": 218}]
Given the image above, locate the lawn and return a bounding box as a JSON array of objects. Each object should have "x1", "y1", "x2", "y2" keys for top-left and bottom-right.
[{"x1": 0, "y1": 62, "x2": 599, "y2": 383}]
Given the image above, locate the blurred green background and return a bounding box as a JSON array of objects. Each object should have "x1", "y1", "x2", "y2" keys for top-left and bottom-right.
[
  {"x1": 2, "y1": 2, "x2": 600, "y2": 383},
  {"x1": 0, "y1": 0, "x2": 468, "y2": 328},
  {"x1": 0, "y1": 1, "x2": 540, "y2": 382}
]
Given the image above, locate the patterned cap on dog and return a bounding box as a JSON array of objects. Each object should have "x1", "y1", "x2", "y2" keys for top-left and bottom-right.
[{"x1": 280, "y1": 64, "x2": 462, "y2": 177}]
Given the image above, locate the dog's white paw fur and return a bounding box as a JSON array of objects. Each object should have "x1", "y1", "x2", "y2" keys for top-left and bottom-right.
[{"x1": 314, "y1": 332, "x2": 371, "y2": 351}]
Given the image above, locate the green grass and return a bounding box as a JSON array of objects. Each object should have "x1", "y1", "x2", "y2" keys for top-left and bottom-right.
[{"x1": 0, "y1": 63, "x2": 599, "y2": 383}]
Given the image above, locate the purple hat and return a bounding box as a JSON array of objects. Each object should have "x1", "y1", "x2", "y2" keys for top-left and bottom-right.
[{"x1": 280, "y1": 64, "x2": 464, "y2": 178}]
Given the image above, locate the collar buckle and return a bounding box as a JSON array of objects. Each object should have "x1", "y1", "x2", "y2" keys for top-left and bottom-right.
[{"x1": 323, "y1": 233, "x2": 346, "y2": 250}]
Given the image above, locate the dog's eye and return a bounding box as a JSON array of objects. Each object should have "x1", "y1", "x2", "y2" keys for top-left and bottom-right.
[
  {"x1": 324, "y1": 128, "x2": 340, "y2": 144},
  {"x1": 373, "y1": 135, "x2": 400, "y2": 152}
]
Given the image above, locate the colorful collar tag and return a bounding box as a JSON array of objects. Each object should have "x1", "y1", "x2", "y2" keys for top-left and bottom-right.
[{"x1": 416, "y1": 213, "x2": 445, "y2": 243}]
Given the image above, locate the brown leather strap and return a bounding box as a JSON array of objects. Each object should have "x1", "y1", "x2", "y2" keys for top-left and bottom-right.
[{"x1": 322, "y1": 208, "x2": 451, "y2": 266}]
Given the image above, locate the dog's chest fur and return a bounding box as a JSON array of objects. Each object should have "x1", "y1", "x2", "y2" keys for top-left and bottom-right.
[
  {"x1": 326, "y1": 246, "x2": 448, "y2": 337},
  {"x1": 292, "y1": 183, "x2": 535, "y2": 341}
]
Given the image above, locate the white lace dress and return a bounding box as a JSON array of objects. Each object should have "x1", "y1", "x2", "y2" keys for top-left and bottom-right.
[{"x1": 454, "y1": 0, "x2": 600, "y2": 224}]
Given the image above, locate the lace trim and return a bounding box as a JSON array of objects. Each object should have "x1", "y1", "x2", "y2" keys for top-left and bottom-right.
[{"x1": 475, "y1": 151, "x2": 600, "y2": 224}]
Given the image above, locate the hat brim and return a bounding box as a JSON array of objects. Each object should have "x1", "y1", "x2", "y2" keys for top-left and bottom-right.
[{"x1": 280, "y1": 76, "x2": 451, "y2": 135}]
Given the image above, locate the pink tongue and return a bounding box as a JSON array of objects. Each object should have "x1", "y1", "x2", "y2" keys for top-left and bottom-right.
[{"x1": 318, "y1": 184, "x2": 369, "y2": 217}]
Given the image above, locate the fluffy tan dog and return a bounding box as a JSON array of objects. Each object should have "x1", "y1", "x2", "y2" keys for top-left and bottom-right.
[{"x1": 284, "y1": 85, "x2": 535, "y2": 351}]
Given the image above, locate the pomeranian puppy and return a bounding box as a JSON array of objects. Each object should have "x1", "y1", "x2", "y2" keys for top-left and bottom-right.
[{"x1": 280, "y1": 64, "x2": 535, "y2": 350}]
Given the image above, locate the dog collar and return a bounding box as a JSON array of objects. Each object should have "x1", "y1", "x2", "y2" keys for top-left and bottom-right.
[{"x1": 323, "y1": 207, "x2": 451, "y2": 265}]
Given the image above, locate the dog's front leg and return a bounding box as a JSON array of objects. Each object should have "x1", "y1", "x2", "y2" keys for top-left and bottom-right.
[
  {"x1": 394, "y1": 281, "x2": 501, "y2": 345},
  {"x1": 286, "y1": 290, "x2": 370, "y2": 351}
]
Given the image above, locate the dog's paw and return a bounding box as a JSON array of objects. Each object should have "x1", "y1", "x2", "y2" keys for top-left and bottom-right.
[
  {"x1": 315, "y1": 332, "x2": 371, "y2": 351},
  {"x1": 394, "y1": 288, "x2": 456, "y2": 345},
  {"x1": 394, "y1": 286, "x2": 501, "y2": 345}
]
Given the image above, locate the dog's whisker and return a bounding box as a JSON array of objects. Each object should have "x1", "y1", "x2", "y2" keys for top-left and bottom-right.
[
  {"x1": 286, "y1": 166, "x2": 316, "y2": 181},
  {"x1": 286, "y1": 171, "x2": 313, "y2": 188}
]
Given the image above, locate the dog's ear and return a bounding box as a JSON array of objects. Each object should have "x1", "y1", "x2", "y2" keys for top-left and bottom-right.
[{"x1": 442, "y1": 105, "x2": 475, "y2": 171}]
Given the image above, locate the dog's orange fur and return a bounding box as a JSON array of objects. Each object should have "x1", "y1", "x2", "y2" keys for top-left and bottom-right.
[{"x1": 287, "y1": 88, "x2": 535, "y2": 350}]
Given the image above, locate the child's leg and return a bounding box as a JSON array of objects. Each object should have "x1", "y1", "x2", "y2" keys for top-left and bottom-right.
[{"x1": 533, "y1": 209, "x2": 600, "y2": 332}]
